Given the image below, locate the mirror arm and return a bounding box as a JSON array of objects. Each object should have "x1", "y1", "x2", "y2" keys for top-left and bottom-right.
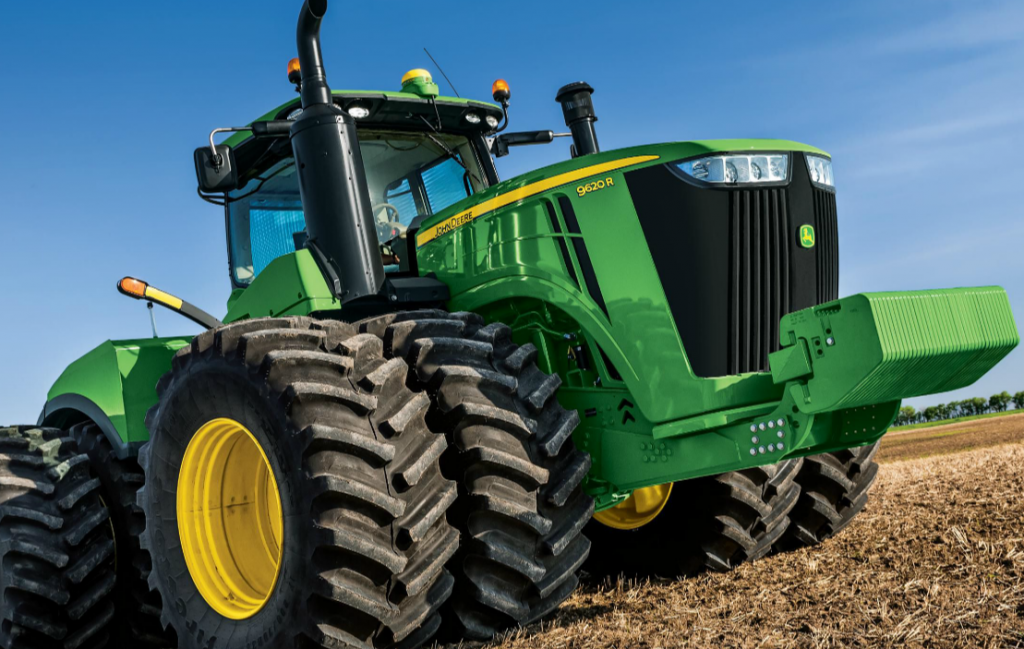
[
  {"x1": 207, "y1": 127, "x2": 251, "y2": 168},
  {"x1": 206, "y1": 120, "x2": 294, "y2": 167}
]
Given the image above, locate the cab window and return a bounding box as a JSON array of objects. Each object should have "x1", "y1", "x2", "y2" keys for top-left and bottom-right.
[{"x1": 226, "y1": 129, "x2": 487, "y2": 286}]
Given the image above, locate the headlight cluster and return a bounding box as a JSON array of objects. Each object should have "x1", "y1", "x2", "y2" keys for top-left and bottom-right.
[
  {"x1": 676, "y1": 154, "x2": 789, "y2": 185},
  {"x1": 805, "y1": 154, "x2": 835, "y2": 188},
  {"x1": 463, "y1": 113, "x2": 501, "y2": 129}
]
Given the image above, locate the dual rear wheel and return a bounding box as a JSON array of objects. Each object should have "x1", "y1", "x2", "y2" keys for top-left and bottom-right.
[
  {"x1": 136, "y1": 312, "x2": 591, "y2": 648},
  {"x1": 0, "y1": 426, "x2": 117, "y2": 648},
  {"x1": 139, "y1": 318, "x2": 459, "y2": 649}
]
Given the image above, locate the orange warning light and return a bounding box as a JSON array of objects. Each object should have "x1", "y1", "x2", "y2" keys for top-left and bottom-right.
[
  {"x1": 492, "y1": 79, "x2": 510, "y2": 103},
  {"x1": 118, "y1": 277, "x2": 148, "y2": 299},
  {"x1": 287, "y1": 58, "x2": 302, "y2": 85}
]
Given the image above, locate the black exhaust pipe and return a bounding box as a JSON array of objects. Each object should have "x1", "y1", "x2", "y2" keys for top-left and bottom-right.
[
  {"x1": 556, "y1": 82, "x2": 600, "y2": 157},
  {"x1": 289, "y1": 0, "x2": 383, "y2": 303}
]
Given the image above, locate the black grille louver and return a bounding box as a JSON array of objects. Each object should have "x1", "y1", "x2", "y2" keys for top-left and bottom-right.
[
  {"x1": 728, "y1": 188, "x2": 791, "y2": 375},
  {"x1": 813, "y1": 188, "x2": 840, "y2": 305}
]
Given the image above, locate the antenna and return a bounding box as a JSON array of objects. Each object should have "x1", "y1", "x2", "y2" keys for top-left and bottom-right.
[{"x1": 423, "y1": 48, "x2": 460, "y2": 98}]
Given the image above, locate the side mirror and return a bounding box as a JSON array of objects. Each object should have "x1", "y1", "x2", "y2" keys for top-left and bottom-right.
[
  {"x1": 491, "y1": 130, "x2": 560, "y2": 158},
  {"x1": 194, "y1": 145, "x2": 238, "y2": 193}
]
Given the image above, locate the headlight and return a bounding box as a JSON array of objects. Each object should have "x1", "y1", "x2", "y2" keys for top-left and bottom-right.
[
  {"x1": 347, "y1": 105, "x2": 370, "y2": 119},
  {"x1": 463, "y1": 112, "x2": 481, "y2": 124},
  {"x1": 676, "y1": 154, "x2": 789, "y2": 185},
  {"x1": 805, "y1": 154, "x2": 834, "y2": 188}
]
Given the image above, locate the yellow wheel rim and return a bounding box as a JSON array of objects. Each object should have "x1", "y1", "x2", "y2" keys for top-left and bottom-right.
[
  {"x1": 177, "y1": 418, "x2": 284, "y2": 620},
  {"x1": 592, "y1": 483, "x2": 673, "y2": 530}
]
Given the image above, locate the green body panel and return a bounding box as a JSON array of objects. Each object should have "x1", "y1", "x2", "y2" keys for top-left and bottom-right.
[
  {"x1": 419, "y1": 140, "x2": 827, "y2": 424},
  {"x1": 223, "y1": 249, "x2": 338, "y2": 323},
  {"x1": 43, "y1": 337, "x2": 190, "y2": 446}
]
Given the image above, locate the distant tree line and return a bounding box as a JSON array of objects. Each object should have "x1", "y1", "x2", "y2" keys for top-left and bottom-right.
[{"x1": 895, "y1": 391, "x2": 1024, "y2": 426}]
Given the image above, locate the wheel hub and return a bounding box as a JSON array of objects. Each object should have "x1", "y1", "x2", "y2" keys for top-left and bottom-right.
[
  {"x1": 177, "y1": 418, "x2": 283, "y2": 620},
  {"x1": 592, "y1": 483, "x2": 673, "y2": 530}
]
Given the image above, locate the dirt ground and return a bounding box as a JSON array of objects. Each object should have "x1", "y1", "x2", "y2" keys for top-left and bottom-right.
[
  {"x1": 440, "y1": 414, "x2": 1024, "y2": 649},
  {"x1": 880, "y1": 411, "x2": 1024, "y2": 463}
]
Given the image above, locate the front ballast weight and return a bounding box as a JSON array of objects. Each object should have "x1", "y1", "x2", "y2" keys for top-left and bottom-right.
[{"x1": 583, "y1": 286, "x2": 1019, "y2": 511}]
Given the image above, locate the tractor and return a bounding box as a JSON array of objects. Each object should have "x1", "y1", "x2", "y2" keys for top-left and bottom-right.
[{"x1": 4, "y1": 1, "x2": 1016, "y2": 647}]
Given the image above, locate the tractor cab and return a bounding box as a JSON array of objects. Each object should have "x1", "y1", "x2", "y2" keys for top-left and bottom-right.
[{"x1": 211, "y1": 70, "x2": 503, "y2": 288}]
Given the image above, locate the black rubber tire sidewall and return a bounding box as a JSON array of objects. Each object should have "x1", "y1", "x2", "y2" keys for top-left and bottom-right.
[
  {"x1": 144, "y1": 359, "x2": 307, "y2": 648},
  {"x1": 72, "y1": 423, "x2": 176, "y2": 647}
]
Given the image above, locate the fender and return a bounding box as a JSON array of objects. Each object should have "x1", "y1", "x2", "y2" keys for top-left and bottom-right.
[
  {"x1": 449, "y1": 274, "x2": 781, "y2": 424},
  {"x1": 39, "y1": 336, "x2": 191, "y2": 459}
]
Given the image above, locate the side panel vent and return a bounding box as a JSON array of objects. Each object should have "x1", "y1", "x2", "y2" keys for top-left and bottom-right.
[
  {"x1": 558, "y1": 196, "x2": 610, "y2": 319},
  {"x1": 544, "y1": 199, "x2": 580, "y2": 290}
]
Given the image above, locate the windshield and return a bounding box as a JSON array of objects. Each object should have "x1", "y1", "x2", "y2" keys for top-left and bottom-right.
[{"x1": 226, "y1": 130, "x2": 487, "y2": 286}]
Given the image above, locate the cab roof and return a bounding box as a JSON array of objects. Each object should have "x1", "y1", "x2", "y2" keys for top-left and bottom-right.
[{"x1": 222, "y1": 90, "x2": 503, "y2": 148}]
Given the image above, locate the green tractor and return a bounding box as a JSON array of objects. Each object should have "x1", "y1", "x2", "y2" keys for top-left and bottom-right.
[{"x1": 7, "y1": 0, "x2": 1016, "y2": 647}]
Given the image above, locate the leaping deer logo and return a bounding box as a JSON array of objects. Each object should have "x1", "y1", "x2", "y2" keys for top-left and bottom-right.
[{"x1": 800, "y1": 225, "x2": 815, "y2": 248}]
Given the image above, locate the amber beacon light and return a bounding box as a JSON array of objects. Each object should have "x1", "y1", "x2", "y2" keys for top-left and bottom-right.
[
  {"x1": 492, "y1": 79, "x2": 511, "y2": 103},
  {"x1": 117, "y1": 276, "x2": 222, "y2": 330},
  {"x1": 287, "y1": 57, "x2": 302, "y2": 90}
]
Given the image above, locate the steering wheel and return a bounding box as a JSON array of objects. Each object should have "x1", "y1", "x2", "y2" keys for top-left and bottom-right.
[{"x1": 372, "y1": 203, "x2": 406, "y2": 243}]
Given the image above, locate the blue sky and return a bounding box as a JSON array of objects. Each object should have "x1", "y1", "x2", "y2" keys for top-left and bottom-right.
[{"x1": 0, "y1": 0, "x2": 1021, "y2": 423}]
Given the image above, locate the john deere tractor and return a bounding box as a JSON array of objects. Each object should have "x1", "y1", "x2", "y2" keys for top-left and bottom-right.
[{"x1": 9, "y1": 1, "x2": 1016, "y2": 647}]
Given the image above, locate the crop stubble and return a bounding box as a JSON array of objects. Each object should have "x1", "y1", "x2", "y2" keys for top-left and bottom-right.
[{"x1": 441, "y1": 413, "x2": 1024, "y2": 648}]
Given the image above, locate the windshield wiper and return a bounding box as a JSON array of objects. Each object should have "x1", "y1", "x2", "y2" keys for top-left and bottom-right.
[
  {"x1": 416, "y1": 115, "x2": 467, "y2": 171},
  {"x1": 415, "y1": 114, "x2": 486, "y2": 190}
]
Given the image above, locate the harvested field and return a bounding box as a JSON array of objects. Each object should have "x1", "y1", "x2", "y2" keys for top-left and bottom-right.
[
  {"x1": 881, "y1": 411, "x2": 1024, "y2": 463},
  {"x1": 442, "y1": 416, "x2": 1024, "y2": 648}
]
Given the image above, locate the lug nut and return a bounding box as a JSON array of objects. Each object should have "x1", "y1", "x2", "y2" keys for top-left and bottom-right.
[
  {"x1": 767, "y1": 420, "x2": 775, "y2": 429},
  {"x1": 777, "y1": 430, "x2": 784, "y2": 438},
  {"x1": 758, "y1": 446, "x2": 766, "y2": 454},
  {"x1": 777, "y1": 419, "x2": 785, "y2": 427},
  {"x1": 759, "y1": 423, "x2": 766, "y2": 431},
  {"x1": 749, "y1": 448, "x2": 757, "y2": 456},
  {"x1": 751, "y1": 436, "x2": 759, "y2": 444},
  {"x1": 768, "y1": 444, "x2": 775, "y2": 452},
  {"x1": 750, "y1": 425, "x2": 757, "y2": 433},
  {"x1": 777, "y1": 442, "x2": 785, "y2": 450},
  {"x1": 826, "y1": 337, "x2": 835, "y2": 346}
]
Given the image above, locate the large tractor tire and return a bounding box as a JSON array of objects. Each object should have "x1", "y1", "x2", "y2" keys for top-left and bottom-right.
[
  {"x1": 586, "y1": 458, "x2": 803, "y2": 577},
  {"x1": 357, "y1": 310, "x2": 594, "y2": 641},
  {"x1": 778, "y1": 441, "x2": 880, "y2": 549},
  {"x1": 70, "y1": 423, "x2": 175, "y2": 648},
  {"x1": 0, "y1": 426, "x2": 116, "y2": 649},
  {"x1": 138, "y1": 317, "x2": 459, "y2": 649}
]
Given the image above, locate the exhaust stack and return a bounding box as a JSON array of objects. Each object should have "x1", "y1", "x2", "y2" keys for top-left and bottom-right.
[
  {"x1": 556, "y1": 82, "x2": 600, "y2": 157},
  {"x1": 289, "y1": 0, "x2": 383, "y2": 302}
]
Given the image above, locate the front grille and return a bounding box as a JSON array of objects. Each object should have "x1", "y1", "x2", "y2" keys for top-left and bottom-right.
[
  {"x1": 728, "y1": 189, "x2": 791, "y2": 374},
  {"x1": 626, "y1": 154, "x2": 839, "y2": 378},
  {"x1": 813, "y1": 188, "x2": 839, "y2": 305}
]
